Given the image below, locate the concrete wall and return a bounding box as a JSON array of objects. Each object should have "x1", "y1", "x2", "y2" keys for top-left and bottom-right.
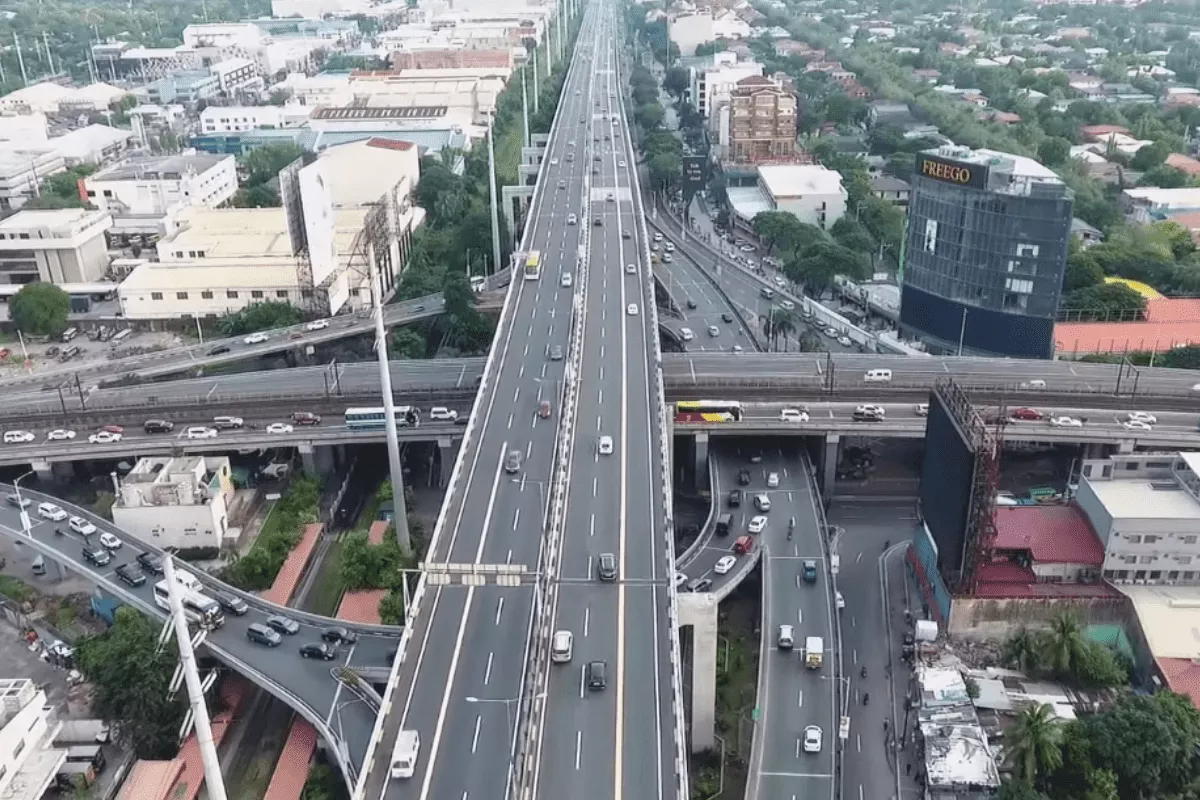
[{"x1": 946, "y1": 594, "x2": 1130, "y2": 641}]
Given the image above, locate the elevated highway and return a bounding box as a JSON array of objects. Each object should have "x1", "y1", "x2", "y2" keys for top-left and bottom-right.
[{"x1": 0, "y1": 484, "x2": 402, "y2": 786}]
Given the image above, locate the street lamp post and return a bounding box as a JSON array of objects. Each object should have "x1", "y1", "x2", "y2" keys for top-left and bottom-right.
[{"x1": 13, "y1": 469, "x2": 34, "y2": 538}]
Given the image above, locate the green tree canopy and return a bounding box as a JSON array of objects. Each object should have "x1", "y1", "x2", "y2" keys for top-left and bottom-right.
[
  {"x1": 76, "y1": 607, "x2": 188, "y2": 759},
  {"x1": 392, "y1": 327, "x2": 428, "y2": 359},
  {"x1": 217, "y1": 301, "x2": 304, "y2": 336},
  {"x1": 1061, "y1": 283, "x2": 1147, "y2": 321},
  {"x1": 338, "y1": 529, "x2": 406, "y2": 591},
  {"x1": 11, "y1": 282, "x2": 70, "y2": 335}
]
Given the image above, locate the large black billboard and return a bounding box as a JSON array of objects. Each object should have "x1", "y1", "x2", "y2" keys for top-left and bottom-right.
[
  {"x1": 682, "y1": 155, "x2": 707, "y2": 199},
  {"x1": 916, "y1": 154, "x2": 989, "y2": 191},
  {"x1": 919, "y1": 392, "x2": 976, "y2": 581},
  {"x1": 900, "y1": 284, "x2": 1054, "y2": 360}
]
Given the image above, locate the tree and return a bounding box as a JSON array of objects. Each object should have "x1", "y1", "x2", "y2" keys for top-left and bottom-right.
[
  {"x1": 1037, "y1": 137, "x2": 1072, "y2": 166},
  {"x1": 301, "y1": 762, "x2": 342, "y2": 800},
  {"x1": 76, "y1": 607, "x2": 188, "y2": 758},
  {"x1": 379, "y1": 589, "x2": 404, "y2": 625},
  {"x1": 996, "y1": 781, "x2": 1050, "y2": 800},
  {"x1": 1130, "y1": 139, "x2": 1171, "y2": 171},
  {"x1": 1140, "y1": 164, "x2": 1190, "y2": 188},
  {"x1": 663, "y1": 67, "x2": 690, "y2": 99},
  {"x1": 11, "y1": 283, "x2": 70, "y2": 335},
  {"x1": 646, "y1": 151, "x2": 682, "y2": 191},
  {"x1": 339, "y1": 530, "x2": 404, "y2": 591},
  {"x1": 1064, "y1": 252, "x2": 1105, "y2": 292},
  {"x1": 217, "y1": 301, "x2": 303, "y2": 336},
  {"x1": 1006, "y1": 703, "x2": 1064, "y2": 786},
  {"x1": 786, "y1": 242, "x2": 868, "y2": 295},
  {"x1": 1079, "y1": 693, "x2": 1200, "y2": 799},
  {"x1": 753, "y1": 211, "x2": 823, "y2": 257},
  {"x1": 635, "y1": 102, "x2": 665, "y2": 130},
  {"x1": 830, "y1": 216, "x2": 876, "y2": 255},
  {"x1": 1159, "y1": 345, "x2": 1200, "y2": 370},
  {"x1": 1061, "y1": 283, "x2": 1147, "y2": 321},
  {"x1": 764, "y1": 307, "x2": 796, "y2": 351},
  {"x1": 1045, "y1": 611, "x2": 1087, "y2": 676},
  {"x1": 392, "y1": 327, "x2": 428, "y2": 359},
  {"x1": 1002, "y1": 627, "x2": 1045, "y2": 674}
]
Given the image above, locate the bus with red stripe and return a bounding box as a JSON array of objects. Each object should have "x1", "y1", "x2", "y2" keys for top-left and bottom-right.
[{"x1": 674, "y1": 400, "x2": 744, "y2": 423}]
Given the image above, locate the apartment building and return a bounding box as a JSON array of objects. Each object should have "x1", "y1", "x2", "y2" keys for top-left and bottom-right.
[
  {"x1": 83, "y1": 153, "x2": 239, "y2": 238},
  {"x1": 199, "y1": 104, "x2": 313, "y2": 134},
  {"x1": 720, "y1": 74, "x2": 797, "y2": 163},
  {"x1": 112, "y1": 456, "x2": 234, "y2": 551},
  {"x1": 0, "y1": 209, "x2": 113, "y2": 286},
  {"x1": 0, "y1": 148, "x2": 65, "y2": 212},
  {"x1": 689, "y1": 52, "x2": 765, "y2": 118}
]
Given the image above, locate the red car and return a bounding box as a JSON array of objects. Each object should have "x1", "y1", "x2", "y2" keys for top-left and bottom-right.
[
  {"x1": 1011, "y1": 408, "x2": 1041, "y2": 421},
  {"x1": 100, "y1": 424, "x2": 125, "y2": 434},
  {"x1": 733, "y1": 535, "x2": 754, "y2": 555},
  {"x1": 291, "y1": 412, "x2": 322, "y2": 425}
]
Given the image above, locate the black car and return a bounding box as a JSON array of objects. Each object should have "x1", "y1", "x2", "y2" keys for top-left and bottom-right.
[
  {"x1": 300, "y1": 642, "x2": 337, "y2": 660},
  {"x1": 143, "y1": 419, "x2": 174, "y2": 434},
  {"x1": 322, "y1": 626, "x2": 358, "y2": 645},
  {"x1": 686, "y1": 299, "x2": 698, "y2": 310},
  {"x1": 737, "y1": 469, "x2": 751, "y2": 486},
  {"x1": 622, "y1": 230, "x2": 631, "y2": 239},
  {"x1": 137, "y1": 552, "x2": 164, "y2": 575},
  {"x1": 267, "y1": 615, "x2": 300, "y2": 635},
  {"x1": 115, "y1": 564, "x2": 146, "y2": 587},
  {"x1": 722, "y1": 312, "x2": 734, "y2": 324},
  {"x1": 214, "y1": 592, "x2": 249, "y2": 616},
  {"x1": 82, "y1": 547, "x2": 111, "y2": 567},
  {"x1": 728, "y1": 489, "x2": 742, "y2": 508},
  {"x1": 207, "y1": 345, "x2": 231, "y2": 356},
  {"x1": 598, "y1": 553, "x2": 618, "y2": 582}
]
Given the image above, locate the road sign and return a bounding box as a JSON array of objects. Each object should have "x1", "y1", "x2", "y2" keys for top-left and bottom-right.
[
  {"x1": 682, "y1": 155, "x2": 706, "y2": 199},
  {"x1": 839, "y1": 715, "x2": 850, "y2": 740},
  {"x1": 752, "y1": 707, "x2": 761, "y2": 721}
]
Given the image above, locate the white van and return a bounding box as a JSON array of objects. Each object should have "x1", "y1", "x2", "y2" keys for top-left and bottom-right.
[
  {"x1": 680, "y1": 327, "x2": 694, "y2": 341},
  {"x1": 864, "y1": 369, "x2": 893, "y2": 383},
  {"x1": 429, "y1": 407, "x2": 458, "y2": 422},
  {"x1": 390, "y1": 730, "x2": 420, "y2": 780},
  {"x1": 552, "y1": 630, "x2": 574, "y2": 663},
  {"x1": 778, "y1": 624, "x2": 794, "y2": 650}
]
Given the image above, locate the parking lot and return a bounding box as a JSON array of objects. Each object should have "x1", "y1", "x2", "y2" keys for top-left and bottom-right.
[{"x1": 0, "y1": 328, "x2": 183, "y2": 380}]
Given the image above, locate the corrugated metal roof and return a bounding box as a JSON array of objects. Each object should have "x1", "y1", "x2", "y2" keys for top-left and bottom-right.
[
  {"x1": 261, "y1": 522, "x2": 324, "y2": 607},
  {"x1": 991, "y1": 505, "x2": 1104, "y2": 564},
  {"x1": 262, "y1": 720, "x2": 317, "y2": 800},
  {"x1": 116, "y1": 759, "x2": 184, "y2": 800}
]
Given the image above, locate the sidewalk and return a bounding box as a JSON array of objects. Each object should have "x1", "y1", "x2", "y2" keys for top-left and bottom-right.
[{"x1": 884, "y1": 544, "x2": 926, "y2": 799}]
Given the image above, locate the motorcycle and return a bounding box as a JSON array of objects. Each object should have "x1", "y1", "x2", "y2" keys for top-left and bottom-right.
[
  {"x1": 863, "y1": 693, "x2": 869, "y2": 705},
  {"x1": 54, "y1": 527, "x2": 64, "y2": 537},
  {"x1": 861, "y1": 666, "x2": 867, "y2": 679}
]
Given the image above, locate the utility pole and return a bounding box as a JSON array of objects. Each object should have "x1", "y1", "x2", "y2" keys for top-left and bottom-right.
[
  {"x1": 372, "y1": 260, "x2": 410, "y2": 551},
  {"x1": 486, "y1": 111, "x2": 503, "y2": 273},
  {"x1": 532, "y1": 47, "x2": 540, "y2": 114},
  {"x1": 42, "y1": 32, "x2": 54, "y2": 75},
  {"x1": 162, "y1": 557, "x2": 227, "y2": 800},
  {"x1": 14, "y1": 34, "x2": 27, "y2": 86},
  {"x1": 521, "y1": 67, "x2": 530, "y2": 149}
]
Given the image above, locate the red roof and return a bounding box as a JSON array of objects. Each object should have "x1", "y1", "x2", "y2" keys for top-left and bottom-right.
[
  {"x1": 261, "y1": 522, "x2": 323, "y2": 607},
  {"x1": 1146, "y1": 297, "x2": 1200, "y2": 323},
  {"x1": 1158, "y1": 657, "x2": 1200, "y2": 712},
  {"x1": 366, "y1": 137, "x2": 414, "y2": 151},
  {"x1": 337, "y1": 588, "x2": 386, "y2": 624},
  {"x1": 1055, "y1": 320, "x2": 1200, "y2": 355},
  {"x1": 117, "y1": 760, "x2": 185, "y2": 800},
  {"x1": 263, "y1": 720, "x2": 317, "y2": 800},
  {"x1": 368, "y1": 520, "x2": 389, "y2": 545},
  {"x1": 991, "y1": 505, "x2": 1104, "y2": 564}
]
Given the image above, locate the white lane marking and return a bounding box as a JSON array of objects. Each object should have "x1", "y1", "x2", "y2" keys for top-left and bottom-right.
[
  {"x1": 513, "y1": 509, "x2": 521, "y2": 531},
  {"x1": 583, "y1": 606, "x2": 591, "y2": 637},
  {"x1": 798, "y1": 689, "x2": 803, "y2": 707},
  {"x1": 507, "y1": 413, "x2": 514, "y2": 430},
  {"x1": 589, "y1": 515, "x2": 595, "y2": 537},
  {"x1": 495, "y1": 597, "x2": 504, "y2": 626},
  {"x1": 483, "y1": 652, "x2": 493, "y2": 686},
  {"x1": 575, "y1": 730, "x2": 583, "y2": 770},
  {"x1": 471, "y1": 715, "x2": 482, "y2": 753}
]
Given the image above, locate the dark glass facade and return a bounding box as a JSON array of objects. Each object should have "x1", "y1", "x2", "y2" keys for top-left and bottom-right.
[{"x1": 899, "y1": 151, "x2": 1073, "y2": 359}]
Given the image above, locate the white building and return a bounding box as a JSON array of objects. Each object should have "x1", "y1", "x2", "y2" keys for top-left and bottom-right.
[
  {"x1": 0, "y1": 678, "x2": 61, "y2": 799},
  {"x1": 1076, "y1": 451, "x2": 1200, "y2": 584},
  {"x1": 726, "y1": 164, "x2": 847, "y2": 232},
  {"x1": 0, "y1": 209, "x2": 113, "y2": 286},
  {"x1": 118, "y1": 137, "x2": 425, "y2": 319},
  {"x1": 1122, "y1": 187, "x2": 1200, "y2": 224},
  {"x1": 199, "y1": 104, "x2": 313, "y2": 134},
  {"x1": 689, "y1": 52, "x2": 765, "y2": 118},
  {"x1": 0, "y1": 113, "x2": 48, "y2": 144},
  {"x1": 0, "y1": 147, "x2": 66, "y2": 212},
  {"x1": 112, "y1": 455, "x2": 233, "y2": 551},
  {"x1": 281, "y1": 68, "x2": 507, "y2": 125},
  {"x1": 210, "y1": 57, "x2": 261, "y2": 93},
  {"x1": 48, "y1": 125, "x2": 135, "y2": 167},
  {"x1": 271, "y1": 0, "x2": 373, "y2": 16},
  {"x1": 83, "y1": 153, "x2": 239, "y2": 238},
  {"x1": 0, "y1": 82, "x2": 127, "y2": 115},
  {"x1": 669, "y1": 7, "x2": 751, "y2": 57}
]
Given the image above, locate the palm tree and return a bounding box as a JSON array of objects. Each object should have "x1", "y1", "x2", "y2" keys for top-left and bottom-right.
[
  {"x1": 765, "y1": 307, "x2": 796, "y2": 352},
  {"x1": 1046, "y1": 611, "x2": 1086, "y2": 676},
  {"x1": 1002, "y1": 627, "x2": 1045, "y2": 675},
  {"x1": 1006, "y1": 702, "x2": 1063, "y2": 785}
]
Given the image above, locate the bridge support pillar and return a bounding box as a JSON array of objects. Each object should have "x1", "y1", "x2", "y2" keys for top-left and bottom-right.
[
  {"x1": 694, "y1": 433, "x2": 709, "y2": 494},
  {"x1": 298, "y1": 444, "x2": 334, "y2": 477},
  {"x1": 1083, "y1": 442, "x2": 1109, "y2": 460},
  {"x1": 436, "y1": 438, "x2": 458, "y2": 488},
  {"x1": 821, "y1": 434, "x2": 841, "y2": 496},
  {"x1": 1116, "y1": 440, "x2": 1136, "y2": 455},
  {"x1": 677, "y1": 592, "x2": 718, "y2": 752},
  {"x1": 30, "y1": 459, "x2": 53, "y2": 482}
]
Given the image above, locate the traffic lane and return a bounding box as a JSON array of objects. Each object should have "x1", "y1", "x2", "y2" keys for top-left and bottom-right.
[
  {"x1": 620, "y1": 584, "x2": 673, "y2": 798},
  {"x1": 827, "y1": 504, "x2": 917, "y2": 800}
]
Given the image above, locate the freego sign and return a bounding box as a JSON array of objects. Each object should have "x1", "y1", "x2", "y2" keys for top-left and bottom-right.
[{"x1": 917, "y1": 155, "x2": 988, "y2": 190}]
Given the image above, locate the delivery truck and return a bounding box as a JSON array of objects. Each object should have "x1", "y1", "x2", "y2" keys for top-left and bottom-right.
[{"x1": 804, "y1": 636, "x2": 824, "y2": 669}]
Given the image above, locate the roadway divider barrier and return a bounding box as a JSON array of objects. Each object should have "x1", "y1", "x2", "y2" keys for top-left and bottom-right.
[
  {"x1": 674, "y1": 448, "x2": 718, "y2": 570},
  {"x1": 625, "y1": 66, "x2": 691, "y2": 800}
]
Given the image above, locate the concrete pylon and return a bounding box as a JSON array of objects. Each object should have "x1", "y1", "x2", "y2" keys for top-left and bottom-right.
[
  {"x1": 694, "y1": 432, "x2": 709, "y2": 492},
  {"x1": 821, "y1": 434, "x2": 840, "y2": 496},
  {"x1": 677, "y1": 592, "x2": 718, "y2": 753}
]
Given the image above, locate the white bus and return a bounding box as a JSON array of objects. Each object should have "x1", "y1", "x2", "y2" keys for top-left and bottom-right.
[{"x1": 153, "y1": 581, "x2": 225, "y2": 629}]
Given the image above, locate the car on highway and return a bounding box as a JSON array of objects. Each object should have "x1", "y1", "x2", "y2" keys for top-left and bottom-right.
[
  {"x1": 69, "y1": 516, "x2": 96, "y2": 536},
  {"x1": 626, "y1": 303, "x2": 638, "y2": 316},
  {"x1": 552, "y1": 630, "x2": 574, "y2": 663},
  {"x1": 618, "y1": 160, "x2": 626, "y2": 167},
  {"x1": 728, "y1": 489, "x2": 742, "y2": 508},
  {"x1": 802, "y1": 560, "x2": 818, "y2": 583},
  {"x1": 852, "y1": 407, "x2": 884, "y2": 423},
  {"x1": 708, "y1": 325, "x2": 720, "y2": 337},
  {"x1": 587, "y1": 660, "x2": 607, "y2": 691},
  {"x1": 3, "y1": 430, "x2": 34, "y2": 444},
  {"x1": 836, "y1": 591, "x2": 845, "y2": 610},
  {"x1": 747, "y1": 515, "x2": 767, "y2": 534},
  {"x1": 753, "y1": 494, "x2": 771, "y2": 512},
  {"x1": 550, "y1": 158, "x2": 559, "y2": 166},
  {"x1": 82, "y1": 547, "x2": 111, "y2": 567},
  {"x1": 137, "y1": 552, "x2": 164, "y2": 575},
  {"x1": 143, "y1": 420, "x2": 174, "y2": 434},
  {"x1": 322, "y1": 626, "x2": 358, "y2": 645},
  {"x1": 567, "y1": 213, "x2": 577, "y2": 225},
  {"x1": 561, "y1": 272, "x2": 572, "y2": 288},
  {"x1": 594, "y1": 217, "x2": 603, "y2": 227},
  {"x1": 838, "y1": 336, "x2": 853, "y2": 347},
  {"x1": 1049, "y1": 416, "x2": 1083, "y2": 428},
  {"x1": 674, "y1": 573, "x2": 688, "y2": 590},
  {"x1": 622, "y1": 229, "x2": 631, "y2": 240},
  {"x1": 1128, "y1": 411, "x2": 1157, "y2": 425},
  {"x1": 625, "y1": 263, "x2": 636, "y2": 274},
  {"x1": 767, "y1": 472, "x2": 780, "y2": 488},
  {"x1": 243, "y1": 332, "x2": 270, "y2": 345},
  {"x1": 653, "y1": 232, "x2": 663, "y2": 242},
  {"x1": 38, "y1": 502, "x2": 67, "y2": 521},
  {"x1": 504, "y1": 450, "x2": 523, "y2": 474},
  {"x1": 115, "y1": 564, "x2": 145, "y2": 587},
  {"x1": 46, "y1": 429, "x2": 75, "y2": 441},
  {"x1": 803, "y1": 726, "x2": 822, "y2": 753},
  {"x1": 737, "y1": 469, "x2": 751, "y2": 486},
  {"x1": 662, "y1": 253, "x2": 673, "y2": 263},
  {"x1": 1011, "y1": 407, "x2": 1042, "y2": 421},
  {"x1": 6, "y1": 495, "x2": 29, "y2": 510},
  {"x1": 429, "y1": 408, "x2": 458, "y2": 422},
  {"x1": 266, "y1": 615, "x2": 300, "y2": 636},
  {"x1": 915, "y1": 404, "x2": 929, "y2": 417},
  {"x1": 186, "y1": 427, "x2": 218, "y2": 440},
  {"x1": 1123, "y1": 419, "x2": 1153, "y2": 432},
  {"x1": 213, "y1": 592, "x2": 248, "y2": 616},
  {"x1": 687, "y1": 577, "x2": 713, "y2": 593},
  {"x1": 680, "y1": 328, "x2": 694, "y2": 342},
  {"x1": 88, "y1": 431, "x2": 122, "y2": 444},
  {"x1": 1020, "y1": 379, "x2": 1047, "y2": 390},
  {"x1": 599, "y1": 435, "x2": 614, "y2": 455},
  {"x1": 778, "y1": 407, "x2": 809, "y2": 423},
  {"x1": 247, "y1": 623, "x2": 282, "y2": 647},
  {"x1": 291, "y1": 412, "x2": 321, "y2": 425},
  {"x1": 714, "y1": 555, "x2": 737, "y2": 575},
  {"x1": 686, "y1": 299, "x2": 697, "y2": 310},
  {"x1": 304, "y1": 319, "x2": 330, "y2": 331},
  {"x1": 550, "y1": 345, "x2": 564, "y2": 361},
  {"x1": 732, "y1": 535, "x2": 754, "y2": 555},
  {"x1": 99, "y1": 532, "x2": 121, "y2": 550},
  {"x1": 538, "y1": 400, "x2": 552, "y2": 419},
  {"x1": 597, "y1": 553, "x2": 617, "y2": 581},
  {"x1": 207, "y1": 345, "x2": 231, "y2": 356},
  {"x1": 300, "y1": 642, "x2": 337, "y2": 660},
  {"x1": 213, "y1": 416, "x2": 243, "y2": 429},
  {"x1": 267, "y1": 423, "x2": 294, "y2": 434}
]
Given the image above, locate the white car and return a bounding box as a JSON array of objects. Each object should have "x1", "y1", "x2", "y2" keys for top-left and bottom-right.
[
  {"x1": 835, "y1": 591, "x2": 845, "y2": 610},
  {"x1": 429, "y1": 407, "x2": 459, "y2": 422},
  {"x1": 266, "y1": 423, "x2": 294, "y2": 434},
  {"x1": 3, "y1": 430, "x2": 34, "y2": 444},
  {"x1": 625, "y1": 263, "x2": 636, "y2": 274},
  {"x1": 304, "y1": 319, "x2": 330, "y2": 332},
  {"x1": 767, "y1": 472, "x2": 780, "y2": 488},
  {"x1": 627, "y1": 304, "x2": 638, "y2": 316},
  {"x1": 561, "y1": 272, "x2": 573, "y2": 288},
  {"x1": 680, "y1": 328, "x2": 695, "y2": 342},
  {"x1": 1048, "y1": 416, "x2": 1082, "y2": 428},
  {"x1": 780, "y1": 408, "x2": 809, "y2": 422},
  {"x1": 598, "y1": 435, "x2": 614, "y2": 455},
  {"x1": 856, "y1": 404, "x2": 886, "y2": 416},
  {"x1": 1122, "y1": 420, "x2": 1153, "y2": 432},
  {"x1": 915, "y1": 403, "x2": 929, "y2": 417},
  {"x1": 618, "y1": 160, "x2": 626, "y2": 167},
  {"x1": 550, "y1": 157, "x2": 559, "y2": 166},
  {"x1": 674, "y1": 572, "x2": 688, "y2": 589},
  {"x1": 186, "y1": 427, "x2": 218, "y2": 440},
  {"x1": 98, "y1": 532, "x2": 122, "y2": 550},
  {"x1": 653, "y1": 232, "x2": 663, "y2": 242},
  {"x1": 714, "y1": 555, "x2": 737, "y2": 575},
  {"x1": 747, "y1": 515, "x2": 768, "y2": 534},
  {"x1": 243, "y1": 332, "x2": 269, "y2": 345},
  {"x1": 1127, "y1": 411, "x2": 1157, "y2": 425},
  {"x1": 46, "y1": 429, "x2": 76, "y2": 441},
  {"x1": 837, "y1": 336, "x2": 853, "y2": 347},
  {"x1": 69, "y1": 516, "x2": 96, "y2": 536},
  {"x1": 803, "y1": 725, "x2": 822, "y2": 753},
  {"x1": 88, "y1": 431, "x2": 121, "y2": 444},
  {"x1": 567, "y1": 213, "x2": 578, "y2": 225},
  {"x1": 38, "y1": 503, "x2": 67, "y2": 521}
]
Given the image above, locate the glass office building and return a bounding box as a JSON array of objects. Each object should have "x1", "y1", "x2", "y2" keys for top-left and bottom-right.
[{"x1": 899, "y1": 147, "x2": 1073, "y2": 360}]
